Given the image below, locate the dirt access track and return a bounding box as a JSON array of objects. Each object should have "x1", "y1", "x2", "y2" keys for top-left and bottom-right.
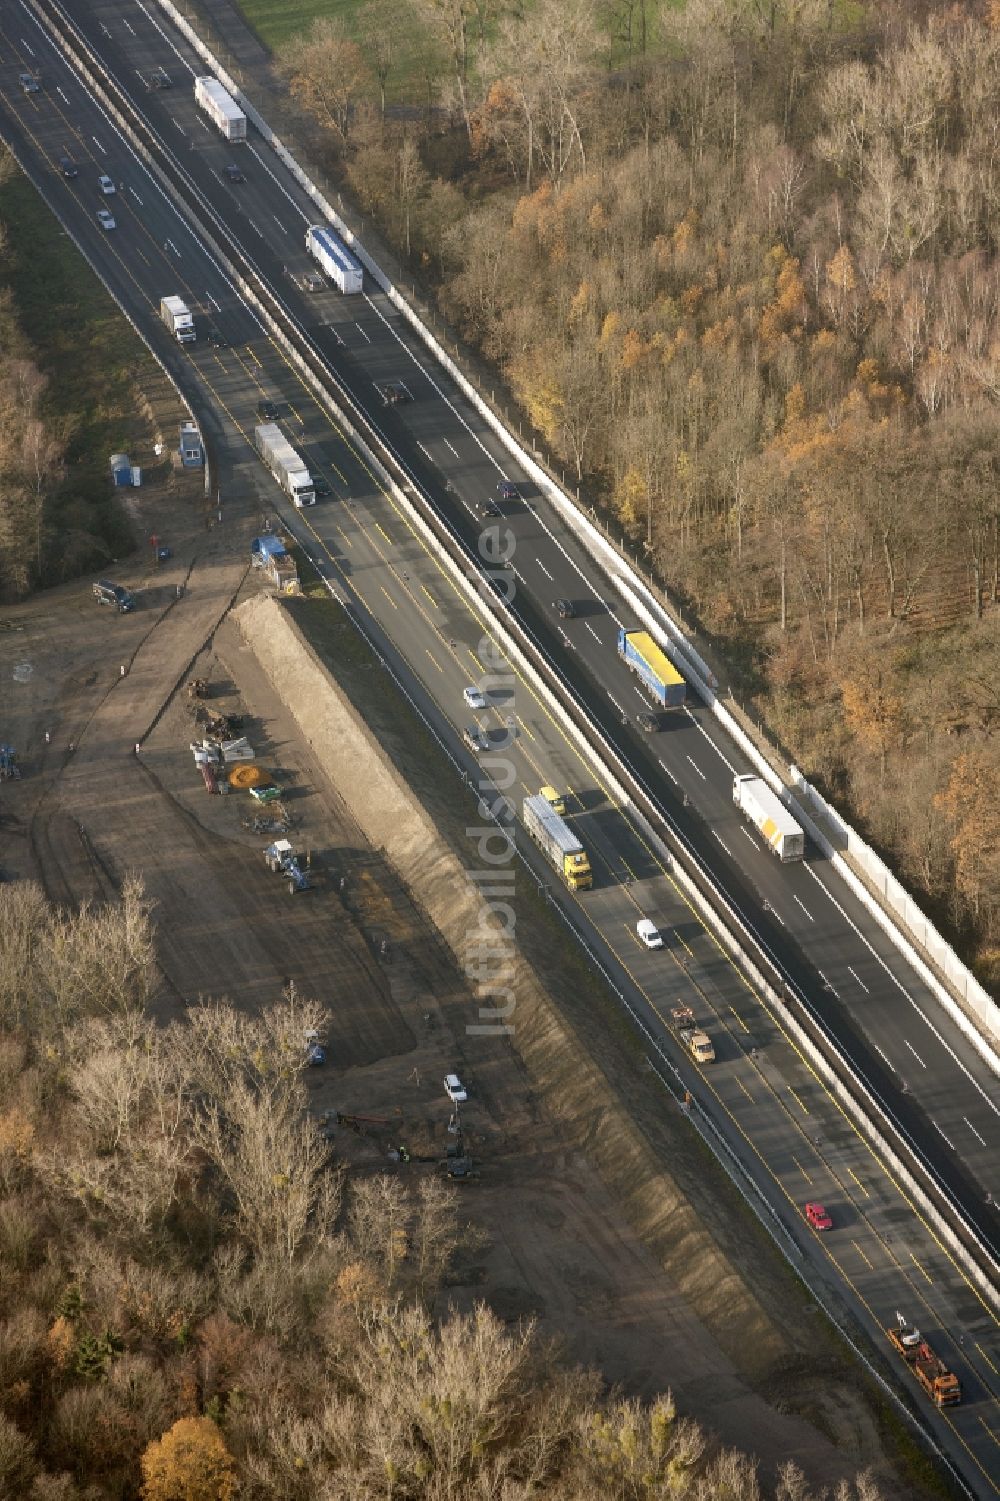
[{"x1": 0, "y1": 469, "x2": 910, "y2": 1496}]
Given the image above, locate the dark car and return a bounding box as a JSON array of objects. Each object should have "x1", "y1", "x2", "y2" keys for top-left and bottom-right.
[
  {"x1": 554, "y1": 599, "x2": 576, "y2": 619},
  {"x1": 313, "y1": 476, "x2": 331, "y2": 498},
  {"x1": 498, "y1": 481, "x2": 520, "y2": 501},
  {"x1": 380, "y1": 382, "x2": 411, "y2": 405},
  {"x1": 222, "y1": 164, "x2": 245, "y2": 183},
  {"x1": 636, "y1": 711, "x2": 659, "y2": 733},
  {"x1": 93, "y1": 580, "x2": 134, "y2": 613},
  {"x1": 145, "y1": 68, "x2": 171, "y2": 89},
  {"x1": 207, "y1": 327, "x2": 227, "y2": 348},
  {"x1": 19, "y1": 73, "x2": 41, "y2": 94},
  {"x1": 478, "y1": 500, "x2": 502, "y2": 519},
  {"x1": 462, "y1": 725, "x2": 489, "y2": 755},
  {"x1": 58, "y1": 155, "x2": 78, "y2": 179},
  {"x1": 256, "y1": 398, "x2": 279, "y2": 421}
]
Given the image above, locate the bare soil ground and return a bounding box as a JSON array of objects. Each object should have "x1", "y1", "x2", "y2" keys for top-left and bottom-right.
[{"x1": 0, "y1": 455, "x2": 909, "y2": 1497}]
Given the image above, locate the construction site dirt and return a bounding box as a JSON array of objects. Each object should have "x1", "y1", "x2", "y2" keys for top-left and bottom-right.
[{"x1": 0, "y1": 477, "x2": 909, "y2": 1496}]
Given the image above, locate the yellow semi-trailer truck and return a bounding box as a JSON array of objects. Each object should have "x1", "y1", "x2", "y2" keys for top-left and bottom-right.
[
  {"x1": 522, "y1": 795, "x2": 592, "y2": 891},
  {"x1": 617, "y1": 628, "x2": 686, "y2": 709}
]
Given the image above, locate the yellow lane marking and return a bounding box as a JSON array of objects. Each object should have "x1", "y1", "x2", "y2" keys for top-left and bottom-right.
[
  {"x1": 848, "y1": 1167, "x2": 869, "y2": 1199},
  {"x1": 976, "y1": 1343, "x2": 999, "y2": 1378},
  {"x1": 380, "y1": 587, "x2": 396, "y2": 610},
  {"x1": 793, "y1": 1157, "x2": 812, "y2": 1186},
  {"x1": 852, "y1": 1239, "x2": 874, "y2": 1271},
  {"x1": 376, "y1": 523, "x2": 392, "y2": 544},
  {"x1": 910, "y1": 1253, "x2": 932, "y2": 1285},
  {"x1": 735, "y1": 1076, "x2": 755, "y2": 1105},
  {"x1": 730, "y1": 1009, "x2": 750, "y2": 1033},
  {"x1": 425, "y1": 650, "x2": 444, "y2": 674},
  {"x1": 422, "y1": 585, "x2": 438, "y2": 607},
  {"x1": 788, "y1": 1086, "x2": 810, "y2": 1116}
]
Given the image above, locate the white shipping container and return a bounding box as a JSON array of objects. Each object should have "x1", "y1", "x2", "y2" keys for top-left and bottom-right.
[
  {"x1": 194, "y1": 76, "x2": 247, "y2": 141},
  {"x1": 305, "y1": 224, "x2": 363, "y2": 295}
]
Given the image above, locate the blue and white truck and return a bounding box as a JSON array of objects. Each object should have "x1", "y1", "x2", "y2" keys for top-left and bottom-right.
[
  {"x1": 617, "y1": 629, "x2": 686, "y2": 709},
  {"x1": 305, "y1": 224, "x2": 363, "y2": 295}
]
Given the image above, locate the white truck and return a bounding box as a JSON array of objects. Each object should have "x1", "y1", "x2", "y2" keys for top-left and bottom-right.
[
  {"x1": 160, "y1": 295, "x2": 195, "y2": 344},
  {"x1": 254, "y1": 424, "x2": 315, "y2": 508},
  {"x1": 732, "y1": 774, "x2": 805, "y2": 862},
  {"x1": 194, "y1": 76, "x2": 247, "y2": 141},
  {"x1": 305, "y1": 224, "x2": 363, "y2": 295}
]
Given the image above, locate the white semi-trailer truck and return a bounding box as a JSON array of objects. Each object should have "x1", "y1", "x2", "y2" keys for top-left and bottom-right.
[
  {"x1": 732, "y1": 774, "x2": 805, "y2": 862},
  {"x1": 194, "y1": 76, "x2": 247, "y2": 141},
  {"x1": 254, "y1": 424, "x2": 315, "y2": 508},
  {"x1": 305, "y1": 224, "x2": 363, "y2": 294},
  {"x1": 159, "y1": 295, "x2": 195, "y2": 344}
]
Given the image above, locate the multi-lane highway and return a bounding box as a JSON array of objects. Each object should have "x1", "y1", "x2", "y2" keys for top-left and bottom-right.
[{"x1": 2, "y1": 0, "x2": 1000, "y2": 1491}]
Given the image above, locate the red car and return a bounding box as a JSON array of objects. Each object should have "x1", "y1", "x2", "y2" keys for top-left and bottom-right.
[{"x1": 804, "y1": 1202, "x2": 833, "y2": 1231}]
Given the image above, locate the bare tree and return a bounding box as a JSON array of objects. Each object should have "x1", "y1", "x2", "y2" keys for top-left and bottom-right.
[
  {"x1": 358, "y1": 0, "x2": 397, "y2": 118},
  {"x1": 278, "y1": 19, "x2": 372, "y2": 142}
]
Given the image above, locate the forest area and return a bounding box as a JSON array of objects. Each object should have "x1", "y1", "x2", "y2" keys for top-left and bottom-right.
[
  {"x1": 0, "y1": 879, "x2": 886, "y2": 1500},
  {"x1": 273, "y1": 0, "x2": 1000, "y2": 986},
  {"x1": 0, "y1": 147, "x2": 133, "y2": 600}
]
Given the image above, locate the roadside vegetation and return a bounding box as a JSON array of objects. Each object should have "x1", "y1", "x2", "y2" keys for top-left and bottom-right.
[
  {"x1": 0, "y1": 148, "x2": 140, "y2": 599},
  {"x1": 0, "y1": 878, "x2": 887, "y2": 1499},
  {"x1": 240, "y1": 0, "x2": 1000, "y2": 988}
]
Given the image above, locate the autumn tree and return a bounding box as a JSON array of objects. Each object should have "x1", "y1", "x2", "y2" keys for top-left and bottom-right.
[{"x1": 140, "y1": 1417, "x2": 237, "y2": 1501}]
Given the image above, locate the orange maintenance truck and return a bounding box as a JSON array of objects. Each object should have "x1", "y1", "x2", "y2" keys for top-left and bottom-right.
[{"x1": 886, "y1": 1314, "x2": 961, "y2": 1407}]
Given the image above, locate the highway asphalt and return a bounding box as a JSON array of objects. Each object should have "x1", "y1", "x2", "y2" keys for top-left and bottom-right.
[{"x1": 2, "y1": 3, "x2": 999, "y2": 1491}]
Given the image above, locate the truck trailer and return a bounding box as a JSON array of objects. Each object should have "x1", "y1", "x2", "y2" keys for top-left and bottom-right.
[
  {"x1": 732, "y1": 774, "x2": 805, "y2": 862},
  {"x1": 522, "y1": 795, "x2": 592, "y2": 891},
  {"x1": 305, "y1": 224, "x2": 363, "y2": 295},
  {"x1": 251, "y1": 535, "x2": 300, "y2": 594},
  {"x1": 254, "y1": 424, "x2": 315, "y2": 508},
  {"x1": 159, "y1": 295, "x2": 195, "y2": 344},
  {"x1": 194, "y1": 76, "x2": 247, "y2": 141},
  {"x1": 617, "y1": 629, "x2": 686, "y2": 709},
  {"x1": 886, "y1": 1316, "x2": 961, "y2": 1406}
]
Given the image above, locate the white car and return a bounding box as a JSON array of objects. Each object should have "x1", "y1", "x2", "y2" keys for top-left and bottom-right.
[
  {"x1": 96, "y1": 208, "x2": 116, "y2": 231},
  {"x1": 636, "y1": 918, "x2": 664, "y2": 950},
  {"x1": 444, "y1": 1073, "x2": 467, "y2": 1103},
  {"x1": 463, "y1": 685, "x2": 487, "y2": 711},
  {"x1": 98, "y1": 175, "x2": 116, "y2": 194}
]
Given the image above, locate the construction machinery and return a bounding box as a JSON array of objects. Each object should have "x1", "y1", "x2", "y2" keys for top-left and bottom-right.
[
  {"x1": 263, "y1": 838, "x2": 311, "y2": 893},
  {"x1": 333, "y1": 1111, "x2": 390, "y2": 1135},
  {"x1": 250, "y1": 784, "x2": 283, "y2": 805},
  {"x1": 886, "y1": 1314, "x2": 961, "y2": 1406}
]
